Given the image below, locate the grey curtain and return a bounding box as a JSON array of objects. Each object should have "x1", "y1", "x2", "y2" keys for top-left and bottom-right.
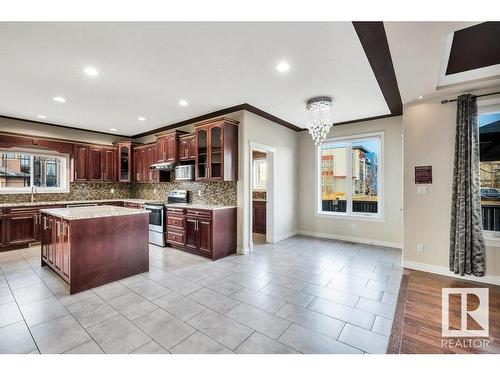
[{"x1": 449, "y1": 94, "x2": 485, "y2": 276}]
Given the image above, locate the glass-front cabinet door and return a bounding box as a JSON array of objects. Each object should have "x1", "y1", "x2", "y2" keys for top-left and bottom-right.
[
  {"x1": 196, "y1": 127, "x2": 208, "y2": 180},
  {"x1": 118, "y1": 142, "x2": 132, "y2": 182},
  {"x1": 209, "y1": 125, "x2": 222, "y2": 180}
]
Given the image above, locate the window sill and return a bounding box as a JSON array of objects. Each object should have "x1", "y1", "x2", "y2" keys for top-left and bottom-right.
[
  {"x1": 484, "y1": 231, "x2": 500, "y2": 248},
  {"x1": 0, "y1": 188, "x2": 70, "y2": 195},
  {"x1": 315, "y1": 212, "x2": 385, "y2": 223}
]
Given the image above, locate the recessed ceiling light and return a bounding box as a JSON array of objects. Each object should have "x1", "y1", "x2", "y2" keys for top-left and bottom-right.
[
  {"x1": 137, "y1": 117, "x2": 146, "y2": 121},
  {"x1": 36, "y1": 115, "x2": 47, "y2": 119},
  {"x1": 276, "y1": 61, "x2": 290, "y2": 73},
  {"x1": 179, "y1": 99, "x2": 188, "y2": 106},
  {"x1": 418, "y1": 96, "x2": 424, "y2": 100},
  {"x1": 109, "y1": 128, "x2": 117, "y2": 132},
  {"x1": 53, "y1": 96, "x2": 66, "y2": 103},
  {"x1": 84, "y1": 67, "x2": 99, "y2": 77}
]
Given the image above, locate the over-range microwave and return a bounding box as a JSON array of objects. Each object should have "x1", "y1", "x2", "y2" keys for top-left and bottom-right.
[{"x1": 175, "y1": 164, "x2": 195, "y2": 181}]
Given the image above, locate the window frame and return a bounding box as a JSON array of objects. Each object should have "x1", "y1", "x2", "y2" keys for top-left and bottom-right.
[
  {"x1": 252, "y1": 158, "x2": 267, "y2": 192},
  {"x1": 0, "y1": 148, "x2": 70, "y2": 194},
  {"x1": 315, "y1": 131, "x2": 385, "y2": 222},
  {"x1": 478, "y1": 100, "x2": 500, "y2": 246}
]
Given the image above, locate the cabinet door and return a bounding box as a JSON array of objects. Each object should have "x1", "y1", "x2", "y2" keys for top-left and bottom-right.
[
  {"x1": 53, "y1": 219, "x2": 63, "y2": 272},
  {"x1": 7, "y1": 213, "x2": 37, "y2": 246},
  {"x1": 74, "y1": 145, "x2": 88, "y2": 181},
  {"x1": 0, "y1": 215, "x2": 5, "y2": 247},
  {"x1": 179, "y1": 138, "x2": 189, "y2": 161},
  {"x1": 133, "y1": 149, "x2": 141, "y2": 181},
  {"x1": 103, "y1": 149, "x2": 116, "y2": 181},
  {"x1": 41, "y1": 215, "x2": 48, "y2": 260},
  {"x1": 166, "y1": 135, "x2": 177, "y2": 162},
  {"x1": 185, "y1": 217, "x2": 198, "y2": 251},
  {"x1": 188, "y1": 136, "x2": 197, "y2": 159},
  {"x1": 209, "y1": 125, "x2": 223, "y2": 180},
  {"x1": 61, "y1": 220, "x2": 70, "y2": 279},
  {"x1": 118, "y1": 144, "x2": 132, "y2": 182},
  {"x1": 157, "y1": 137, "x2": 166, "y2": 162},
  {"x1": 47, "y1": 217, "x2": 55, "y2": 265},
  {"x1": 88, "y1": 147, "x2": 103, "y2": 181},
  {"x1": 253, "y1": 202, "x2": 267, "y2": 234},
  {"x1": 196, "y1": 127, "x2": 209, "y2": 180},
  {"x1": 198, "y1": 218, "x2": 212, "y2": 255}
]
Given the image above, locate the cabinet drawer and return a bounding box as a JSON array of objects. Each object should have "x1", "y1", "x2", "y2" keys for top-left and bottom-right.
[
  {"x1": 167, "y1": 230, "x2": 185, "y2": 246},
  {"x1": 167, "y1": 215, "x2": 185, "y2": 229},
  {"x1": 166, "y1": 207, "x2": 186, "y2": 214},
  {"x1": 186, "y1": 209, "x2": 212, "y2": 218}
]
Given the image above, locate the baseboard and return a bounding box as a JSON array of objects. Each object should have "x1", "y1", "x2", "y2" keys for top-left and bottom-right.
[
  {"x1": 402, "y1": 260, "x2": 500, "y2": 286},
  {"x1": 297, "y1": 230, "x2": 402, "y2": 249},
  {"x1": 273, "y1": 231, "x2": 298, "y2": 243}
]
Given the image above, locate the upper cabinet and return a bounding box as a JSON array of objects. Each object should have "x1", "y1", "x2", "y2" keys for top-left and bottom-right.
[
  {"x1": 73, "y1": 144, "x2": 117, "y2": 182},
  {"x1": 74, "y1": 145, "x2": 88, "y2": 181},
  {"x1": 157, "y1": 132, "x2": 179, "y2": 163},
  {"x1": 117, "y1": 142, "x2": 133, "y2": 183},
  {"x1": 195, "y1": 118, "x2": 238, "y2": 182},
  {"x1": 179, "y1": 134, "x2": 196, "y2": 161}
]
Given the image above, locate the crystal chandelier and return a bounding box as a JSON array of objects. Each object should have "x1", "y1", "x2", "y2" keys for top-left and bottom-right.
[{"x1": 306, "y1": 96, "x2": 333, "y2": 145}]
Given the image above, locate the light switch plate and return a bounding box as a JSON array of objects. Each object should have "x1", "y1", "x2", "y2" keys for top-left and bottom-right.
[
  {"x1": 416, "y1": 243, "x2": 424, "y2": 253},
  {"x1": 417, "y1": 186, "x2": 429, "y2": 195}
]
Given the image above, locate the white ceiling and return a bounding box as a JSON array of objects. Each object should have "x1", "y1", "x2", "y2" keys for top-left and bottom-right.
[
  {"x1": 0, "y1": 22, "x2": 389, "y2": 136},
  {"x1": 385, "y1": 21, "x2": 500, "y2": 103}
]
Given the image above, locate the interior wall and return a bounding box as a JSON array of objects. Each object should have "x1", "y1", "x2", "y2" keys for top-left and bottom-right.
[
  {"x1": 297, "y1": 116, "x2": 403, "y2": 248},
  {"x1": 0, "y1": 117, "x2": 130, "y2": 145},
  {"x1": 237, "y1": 111, "x2": 298, "y2": 253},
  {"x1": 403, "y1": 96, "x2": 500, "y2": 280}
]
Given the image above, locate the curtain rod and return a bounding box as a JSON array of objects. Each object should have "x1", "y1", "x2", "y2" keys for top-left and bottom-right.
[{"x1": 441, "y1": 91, "x2": 500, "y2": 104}]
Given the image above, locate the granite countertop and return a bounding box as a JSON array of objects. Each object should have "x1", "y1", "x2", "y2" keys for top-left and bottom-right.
[
  {"x1": 252, "y1": 198, "x2": 267, "y2": 202},
  {"x1": 165, "y1": 203, "x2": 237, "y2": 210},
  {"x1": 40, "y1": 205, "x2": 149, "y2": 221},
  {"x1": 0, "y1": 198, "x2": 154, "y2": 208}
]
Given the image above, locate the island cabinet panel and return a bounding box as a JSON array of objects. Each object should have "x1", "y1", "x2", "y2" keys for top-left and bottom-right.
[
  {"x1": 74, "y1": 144, "x2": 89, "y2": 181},
  {"x1": 41, "y1": 211, "x2": 149, "y2": 294},
  {"x1": 195, "y1": 118, "x2": 238, "y2": 182},
  {"x1": 166, "y1": 207, "x2": 236, "y2": 260}
]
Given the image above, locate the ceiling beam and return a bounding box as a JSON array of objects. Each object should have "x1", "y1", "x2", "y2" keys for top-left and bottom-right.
[{"x1": 352, "y1": 21, "x2": 403, "y2": 116}]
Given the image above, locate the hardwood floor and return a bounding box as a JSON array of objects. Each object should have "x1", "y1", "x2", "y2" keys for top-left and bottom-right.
[{"x1": 388, "y1": 269, "x2": 500, "y2": 353}]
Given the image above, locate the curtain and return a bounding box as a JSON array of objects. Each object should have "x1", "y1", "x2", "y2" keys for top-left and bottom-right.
[{"x1": 449, "y1": 94, "x2": 485, "y2": 276}]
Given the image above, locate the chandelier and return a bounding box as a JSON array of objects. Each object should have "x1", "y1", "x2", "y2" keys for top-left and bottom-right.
[{"x1": 306, "y1": 96, "x2": 333, "y2": 145}]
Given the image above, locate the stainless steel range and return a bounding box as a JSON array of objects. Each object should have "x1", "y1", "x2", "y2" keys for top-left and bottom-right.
[{"x1": 144, "y1": 202, "x2": 166, "y2": 246}]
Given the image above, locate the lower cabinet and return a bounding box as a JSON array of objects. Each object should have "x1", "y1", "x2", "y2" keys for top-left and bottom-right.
[
  {"x1": 166, "y1": 207, "x2": 236, "y2": 260},
  {"x1": 252, "y1": 200, "x2": 267, "y2": 234},
  {"x1": 5, "y1": 210, "x2": 38, "y2": 247},
  {"x1": 41, "y1": 214, "x2": 70, "y2": 282}
]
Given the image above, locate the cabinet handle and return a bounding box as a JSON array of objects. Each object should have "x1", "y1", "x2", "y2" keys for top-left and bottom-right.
[{"x1": 43, "y1": 217, "x2": 47, "y2": 230}]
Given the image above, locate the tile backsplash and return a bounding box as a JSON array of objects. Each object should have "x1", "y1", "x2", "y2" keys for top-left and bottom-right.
[
  {"x1": 131, "y1": 181, "x2": 237, "y2": 205},
  {"x1": 0, "y1": 180, "x2": 237, "y2": 206},
  {"x1": 0, "y1": 182, "x2": 131, "y2": 204},
  {"x1": 252, "y1": 191, "x2": 267, "y2": 200}
]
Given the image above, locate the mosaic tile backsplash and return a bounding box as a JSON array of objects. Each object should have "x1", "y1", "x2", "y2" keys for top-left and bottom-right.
[
  {"x1": 0, "y1": 181, "x2": 237, "y2": 206},
  {"x1": 131, "y1": 181, "x2": 237, "y2": 205},
  {"x1": 252, "y1": 191, "x2": 267, "y2": 200},
  {"x1": 0, "y1": 182, "x2": 131, "y2": 204}
]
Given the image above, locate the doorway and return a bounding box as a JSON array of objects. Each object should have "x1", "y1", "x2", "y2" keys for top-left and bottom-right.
[{"x1": 248, "y1": 142, "x2": 275, "y2": 252}]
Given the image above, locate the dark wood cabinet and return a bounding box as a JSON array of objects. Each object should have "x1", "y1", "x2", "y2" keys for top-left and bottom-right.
[
  {"x1": 166, "y1": 207, "x2": 236, "y2": 260},
  {"x1": 88, "y1": 147, "x2": 103, "y2": 181},
  {"x1": 179, "y1": 134, "x2": 196, "y2": 161},
  {"x1": 253, "y1": 200, "x2": 267, "y2": 234},
  {"x1": 157, "y1": 133, "x2": 178, "y2": 163},
  {"x1": 41, "y1": 214, "x2": 71, "y2": 283},
  {"x1": 117, "y1": 142, "x2": 133, "y2": 182},
  {"x1": 0, "y1": 213, "x2": 6, "y2": 248},
  {"x1": 74, "y1": 144, "x2": 89, "y2": 181},
  {"x1": 6, "y1": 211, "x2": 37, "y2": 247},
  {"x1": 195, "y1": 118, "x2": 238, "y2": 182},
  {"x1": 102, "y1": 148, "x2": 116, "y2": 181}
]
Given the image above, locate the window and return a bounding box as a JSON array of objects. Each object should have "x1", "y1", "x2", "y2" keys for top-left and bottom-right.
[
  {"x1": 479, "y1": 108, "x2": 500, "y2": 235},
  {"x1": 317, "y1": 133, "x2": 383, "y2": 219},
  {"x1": 253, "y1": 158, "x2": 267, "y2": 191},
  {"x1": 0, "y1": 150, "x2": 69, "y2": 193}
]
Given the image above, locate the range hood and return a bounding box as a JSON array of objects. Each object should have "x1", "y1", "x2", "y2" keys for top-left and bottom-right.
[{"x1": 150, "y1": 162, "x2": 176, "y2": 170}]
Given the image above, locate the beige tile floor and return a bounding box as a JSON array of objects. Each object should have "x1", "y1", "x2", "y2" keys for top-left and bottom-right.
[{"x1": 0, "y1": 236, "x2": 402, "y2": 354}]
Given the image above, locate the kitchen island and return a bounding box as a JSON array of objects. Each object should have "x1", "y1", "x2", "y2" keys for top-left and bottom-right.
[{"x1": 40, "y1": 205, "x2": 149, "y2": 294}]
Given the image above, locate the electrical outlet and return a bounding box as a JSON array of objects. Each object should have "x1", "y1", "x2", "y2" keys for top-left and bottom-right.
[
  {"x1": 198, "y1": 189, "x2": 202, "y2": 197},
  {"x1": 416, "y1": 243, "x2": 424, "y2": 253},
  {"x1": 153, "y1": 188, "x2": 157, "y2": 194},
  {"x1": 110, "y1": 188, "x2": 115, "y2": 194}
]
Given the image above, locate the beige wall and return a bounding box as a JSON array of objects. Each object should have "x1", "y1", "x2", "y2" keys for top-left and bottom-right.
[
  {"x1": 237, "y1": 111, "x2": 298, "y2": 253},
  {"x1": 403, "y1": 98, "x2": 500, "y2": 280},
  {"x1": 297, "y1": 116, "x2": 403, "y2": 248},
  {"x1": 0, "y1": 117, "x2": 130, "y2": 145}
]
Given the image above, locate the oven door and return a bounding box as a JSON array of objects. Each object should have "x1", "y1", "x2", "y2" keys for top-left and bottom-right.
[{"x1": 144, "y1": 204, "x2": 164, "y2": 232}]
